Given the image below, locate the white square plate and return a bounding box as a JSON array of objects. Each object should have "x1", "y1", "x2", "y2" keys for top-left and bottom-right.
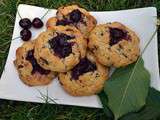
[{"x1": 0, "y1": 4, "x2": 159, "y2": 108}]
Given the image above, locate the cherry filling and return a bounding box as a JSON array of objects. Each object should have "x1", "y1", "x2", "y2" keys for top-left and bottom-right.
[
  {"x1": 56, "y1": 18, "x2": 71, "y2": 26},
  {"x1": 71, "y1": 58, "x2": 97, "y2": 80},
  {"x1": 109, "y1": 28, "x2": 129, "y2": 46},
  {"x1": 26, "y1": 50, "x2": 50, "y2": 75},
  {"x1": 69, "y1": 9, "x2": 82, "y2": 23},
  {"x1": 48, "y1": 33, "x2": 75, "y2": 58},
  {"x1": 56, "y1": 9, "x2": 82, "y2": 26}
]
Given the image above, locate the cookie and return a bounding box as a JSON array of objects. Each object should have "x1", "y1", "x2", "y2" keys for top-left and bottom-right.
[
  {"x1": 34, "y1": 25, "x2": 87, "y2": 72},
  {"x1": 14, "y1": 41, "x2": 57, "y2": 86},
  {"x1": 88, "y1": 22, "x2": 140, "y2": 67},
  {"x1": 47, "y1": 5, "x2": 97, "y2": 38},
  {"x1": 58, "y1": 51, "x2": 109, "y2": 96}
]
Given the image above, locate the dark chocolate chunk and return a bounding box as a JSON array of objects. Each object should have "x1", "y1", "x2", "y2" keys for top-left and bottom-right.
[{"x1": 71, "y1": 58, "x2": 97, "y2": 80}]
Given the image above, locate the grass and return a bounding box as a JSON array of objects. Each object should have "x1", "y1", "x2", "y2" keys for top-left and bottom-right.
[{"x1": 0, "y1": 0, "x2": 160, "y2": 120}]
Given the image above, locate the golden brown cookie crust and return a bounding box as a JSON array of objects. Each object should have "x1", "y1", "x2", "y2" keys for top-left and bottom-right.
[
  {"x1": 88, "y1": 22, "x2": 140, "y2": 67},
  {"x1": 47, "y1": 5, "x2": 97, "y2": 38},
  {"x1": 58, "y1": 52, "x2": 109, "y2": 96},
  {"x1": 46, "y1": 17, "x2": 58, "y2": 29},
  {"x1": 34, "y1": 26, "x2": 87, "y2": 72},
  {"x1": 14, "y1": 41, "x2": 56, "y2": 86}
]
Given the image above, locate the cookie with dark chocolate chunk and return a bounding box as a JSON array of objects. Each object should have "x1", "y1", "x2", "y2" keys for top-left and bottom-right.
[
  {"x1": 58, "y1": 52, "x2": 109, "y2": 96},
  {"x1": 14, "y1": 41, "x2": 57, "y2": 86},
  {"x1": 47, "y1": 5, "x2": 97, "y2": 38},
  {"x1": 88, "y1": 22, "x2": 140, "y2": 67},
  {"x1": 34, "y1": 26, "x2": 87, "y2": 72}
]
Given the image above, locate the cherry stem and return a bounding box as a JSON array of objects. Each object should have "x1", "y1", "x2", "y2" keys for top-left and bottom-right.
[
  {"x1": 12, "y1": 36, "x2": 21, "y2": 41},
  {"x1": 17, "y1": 7, "x2": 50, "y2": 20},
  {"x1": 41, "y1": 9, "x2": 50, "y2": 20},
  {"x1": 17, "y1": 9, "x2": 22, "y2": 19}
]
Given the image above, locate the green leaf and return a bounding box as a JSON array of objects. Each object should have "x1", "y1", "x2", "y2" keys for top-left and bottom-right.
[
  {"x1": 120, "y1": 87, "x2": 160, "y2": 120},
  {"x1": 98, "y1": 91, "x2": 114, "y2": 119},
  {"x1": 147, "y1": 87, "x2": 160, "y2": 107},
  {"x1": 104, "y1": 57, "x2": 150, "y2": 120}
]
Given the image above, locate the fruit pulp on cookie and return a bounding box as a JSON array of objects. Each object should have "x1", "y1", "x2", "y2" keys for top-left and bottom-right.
[
  {"x1": 109, "y1": 28, "x2": 130, "y2": 46},
  {"x1": 71, "y1": 58, "x2": 97, "y2": 80},
  {"x1": 26, "y1": 50, "x2": 50, "y2": 75},
  {"x1": 56, "y1": 9, "x2": 82, "y2": 26},
  {"x1": 48, "y1": 33, "x2": 75, "y2": 58}
]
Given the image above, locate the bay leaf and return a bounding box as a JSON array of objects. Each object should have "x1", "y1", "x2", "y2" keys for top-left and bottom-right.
[
  {"x1": 104, "y1": 57, "x2": 150, "y2": 120},
  {"x1": 120, "y1": 87, "x2": 160, "y2": 120},
  {"x1": 98, "y1": 91, "x2": 114, "y2": 120}
]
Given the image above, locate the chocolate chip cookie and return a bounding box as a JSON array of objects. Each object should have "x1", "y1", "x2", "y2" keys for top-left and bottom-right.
[
  {"x1": 58, "y1": 51, "x2": 109, "y2": 96},
  {"x1": 14, "y1": 41, "x2": 56, "y2": 86},
  {"x1": 88, "y1": 22, "x2": 140, "y2": 67},
  {"x1": 34, "y1": 26, "x2": 87, "y2": 72},
  {"x1": 47, "y1": 5, "x2": 97, "y2": 38}
]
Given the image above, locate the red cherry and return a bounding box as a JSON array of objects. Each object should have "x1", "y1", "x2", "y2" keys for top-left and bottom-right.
[
  {"x1": 32, "y1": 18, "x2": 44, "y2": 28},
  {"x1": 20, "y1": 29, "x2": 32, "y2": 41},
  {"x1": 19, "y1": 18, "x2": 32, "y2": 29}
]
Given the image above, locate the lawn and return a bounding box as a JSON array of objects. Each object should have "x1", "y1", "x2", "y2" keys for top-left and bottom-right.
[{"x1": 0, "y1": 0, "x2": 160, "y2": 120}]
